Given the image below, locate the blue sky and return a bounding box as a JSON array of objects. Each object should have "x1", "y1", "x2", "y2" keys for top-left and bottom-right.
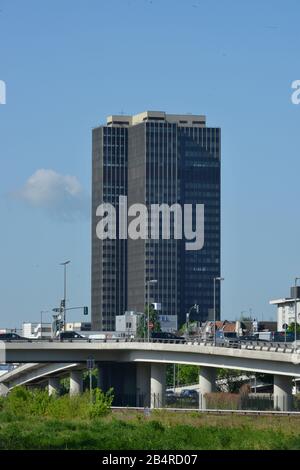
[{"x1": 0, "y1": 0, "x2": 299, "y2": 328}]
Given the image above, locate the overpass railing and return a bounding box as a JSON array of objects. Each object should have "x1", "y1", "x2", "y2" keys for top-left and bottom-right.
[{"x1": 1, "y1": 337, "x2": 299, "y2": 353}]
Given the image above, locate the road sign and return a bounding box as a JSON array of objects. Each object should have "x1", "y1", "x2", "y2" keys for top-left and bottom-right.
[
  {"x1": 152, "y1": 303, "x2": 161, "y2": 311},
  {"x1": 87, "y1": 358, "x2": 95, "y2": 370}
]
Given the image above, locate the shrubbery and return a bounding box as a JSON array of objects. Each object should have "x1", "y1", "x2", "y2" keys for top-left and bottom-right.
[
  {"x1": 5, "y1": 387, "x2": 52, "y2": 417},
  {"x1": 88, "y1": 388, "x2": 114, "y2": 418},
  {"x1": 0, "y1": 386, "x2": 114, "y2": 420}
]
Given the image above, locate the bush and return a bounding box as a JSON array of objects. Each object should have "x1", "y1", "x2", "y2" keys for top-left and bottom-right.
[
  {"x1": 46, "y1": 393, "x2": 90, "y2": 420},
  {"x1": 0, "y1": 396, "x2": 5, "y2": 411},
  {"x1": 5, "y1": 387, "x2": 52, "y2": 417},
  {"x1": 88, "y1": 388, "x2": 114, "y2": 418},
  {"x1": 2, "y1": 386, "x2": 114, "y2": 420},
  {"x1": 293, "y1": 394, "x2": 300, "y2": 411}
]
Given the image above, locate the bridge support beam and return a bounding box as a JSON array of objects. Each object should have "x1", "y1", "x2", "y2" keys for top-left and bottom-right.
[
  {"x1": 70, "y1": 370, "x2": 83, "y2": 396},
  {"x1": 48, "y1": 377, "x2": 60, "y2": 396},
  {"x1": 199, "y1": 366, "x2": 216, "y2": 410},
  {"x1": 150, "y1": 363, "x2": 166, "y2": 408},
  {"x1": 136, "y1": 363, "x2": 150, "y2": 407},
  {"x1": 273, "y1": 375, "x2": 293, "y2": 411}
]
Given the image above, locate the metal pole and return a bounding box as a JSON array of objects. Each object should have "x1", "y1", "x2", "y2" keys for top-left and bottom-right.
[
  {"x1": 173, "y1": 363, "x2": 176, "y2": 393},
  {"x1": 146, "y1": 279, "x2": 157, "y2": 342},
  {"x1": 64, "y1": 264, "x2": 67, "y2": 331},
  {"x1": 285, "y1": 324, "x2": 287, "y2": 344},
  {"x1": 40, "y1": 310, "x2": 49, "y2": 339},
  {"x1": 147, "y1": 281, "x2": 150, "y2": 342},
  {"x1": 64, "y1": 263, "x2": 66, "y2": 305},
  {"x1": 60, "y1": 261, "x2": 70, "y2": 332},
  {"x1": 89, "y1": 369, "x2": 93, "y2": 403},
  {"x1": 213, "y1": 278, "x2": 216, "y2": 346},
  {"x1": 295, "y1": 278, "x2": 298, "y2": 346},
  {"x1": 213, "y1": 277, "x2": 224, "y2": 346}
]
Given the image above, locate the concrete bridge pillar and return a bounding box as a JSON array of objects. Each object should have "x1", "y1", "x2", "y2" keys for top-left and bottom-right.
[
  {"x1": 136, "y1": 363, "x2": 150, "y2": 407},
  {"x1": 0, "y1": 383, "x2": 9, "y2": 397},
  {"x1": 273, "y1": 375, "x2": 293, "y2": 411},
  {"x1": 48, "y1": 377, "x2": 60, "y2": 396},
  {"x1": 150, "y1": 363, "x2": 166, "y2": 408},
  {"x1": 70, "y1": 370, "x2": 83, "y2": 396},
  {"x1": 199, "y1": 366, "x2": 216, "y2": 410}
]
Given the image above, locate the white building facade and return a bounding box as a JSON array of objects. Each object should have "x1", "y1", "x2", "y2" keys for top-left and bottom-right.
[{"x1": 270, "y1": 298, "x2": 300, "y2": 331}]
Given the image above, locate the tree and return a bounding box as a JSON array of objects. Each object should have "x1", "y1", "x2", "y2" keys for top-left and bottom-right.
[
  {"x1": 179, "y1": 321, "x2": 197, "y2": 336},
  {"x1": 136, "y1": 304, "x2": 161, "y2": 339},
  {"x1": 287, "y1": 322, "x2": 300, "y2": 334},
  {"x1": 240, "y1": 315, "x2": 253, "y2": 322},
  {"x1": 136, "y1": 314, "x2": 147, "y2": 339},
  {"x1": 166, "y1": 364, "x2": 199, "y2": 387},
  {"x1": 177, "y1": 365, "x2": 199, "y2": 385},
  {"x1": 217, "y1": 369, "x2": 252, "y2": 393}
]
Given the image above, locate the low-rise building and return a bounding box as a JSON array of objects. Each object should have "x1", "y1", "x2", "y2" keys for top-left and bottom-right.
[
  {"x1": 270, "y1": 286, "x2": 300, "y2": 331},
  {"x1": 115, "y1": 311, "x2": 142, "y2": 337},
  {"x1": 22, "y1": 322, "x2": 52, "y2": 339},
  {"x1": 115, "y1": 311, "x2": 178, "y2": 337}
]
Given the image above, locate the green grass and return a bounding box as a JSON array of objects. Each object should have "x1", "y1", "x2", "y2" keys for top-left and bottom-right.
[
  {"x1": 0, "y1": 412, "x2": 300, "y2": 450},
  {"x1": 0, "y1": 387, "x2": 300, "y2": 449}
]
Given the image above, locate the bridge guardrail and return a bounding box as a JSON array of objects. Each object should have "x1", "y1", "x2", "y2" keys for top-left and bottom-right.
[{"x1": 1, "y1": 337, "x2": 299, "y2": 354}]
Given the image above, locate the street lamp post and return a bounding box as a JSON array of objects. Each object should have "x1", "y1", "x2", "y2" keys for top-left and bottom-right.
[
  {"x1": 87, "y1": 357, "x2": 95, "y2": 403},
  {"x1": 186, "y1": 312, "x2": 190, "y2": 336},
  {"x1": 147, "y1": 279, "x2": 158, "y2": 342},
  {"x1": 40, "y1": 310, "x2": 49, "y2": 339},
  {"x1": 213, "y1": 277, "x2": 224, "y2": 346},
  {"x1": 294, "y1": 277, "x2": 300, "y2": 346},
  {"x1": 284, "y1": 324, "x2": 287, "y2": 344},
  {"x1": 60, "y1": 260, "x2": 71, "y2": 332}
]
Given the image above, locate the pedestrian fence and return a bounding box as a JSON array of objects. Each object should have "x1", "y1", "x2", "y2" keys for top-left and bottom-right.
[{"x1": 111, "y1": 392, "x2": 300, "y2": 411}]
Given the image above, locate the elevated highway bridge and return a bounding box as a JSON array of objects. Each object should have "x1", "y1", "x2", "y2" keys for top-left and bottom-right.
[{"x1": 1, "y1": 339, "x2": 299, "y2": 410}]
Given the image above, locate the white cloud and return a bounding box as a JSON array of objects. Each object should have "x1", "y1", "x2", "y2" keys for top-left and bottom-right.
[{"x1": 15, "y1": 169, "x2": 89, "y2": 221}]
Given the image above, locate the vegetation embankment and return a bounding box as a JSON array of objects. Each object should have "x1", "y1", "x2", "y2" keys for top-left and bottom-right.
[{"x1": 0, "y1": 387, "x2": 300, "y2": 449}]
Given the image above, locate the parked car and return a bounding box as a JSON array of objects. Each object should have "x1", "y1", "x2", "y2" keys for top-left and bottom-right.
[
  {"x1": 59, "y1": 331, "x2": 86, "y2": 340},
  {"x1": 216, "y1": 336, "x2": 239, "y2": 347},
  {"x1": 239, "y1": 335, "x2": 259, "y2": 342},
  {"x1": 166, "y1": 390, "x2": 176, "y2": 404},
  {"x1": 150, "y1": 332, "x2": 185, "y2": 343},
  {"x1": 0, "y1": 332, "x2": 26, "y2": 341},
  {"x1": 180, "y1": 389, "x2": 199, "y2": 400},
  {"x1": 273, "y1": 331, "x2": 297, "y2": 342}
]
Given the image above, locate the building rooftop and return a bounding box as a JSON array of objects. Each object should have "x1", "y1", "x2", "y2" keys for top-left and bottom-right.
[
  {"x1": 106, "y1": 110, "x2": 206, "y2": 128},
  {"x1": 270, "y1": 298, "x2": 300, "y2": 305}
]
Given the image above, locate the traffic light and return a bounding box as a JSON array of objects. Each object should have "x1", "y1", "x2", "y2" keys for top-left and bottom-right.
[
  {"x1": 60, "y1": 299, "x2": 65, "y2": 308},
  {"x1": 83, "y1": 306, "x2": 88, "y2": 316}
]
